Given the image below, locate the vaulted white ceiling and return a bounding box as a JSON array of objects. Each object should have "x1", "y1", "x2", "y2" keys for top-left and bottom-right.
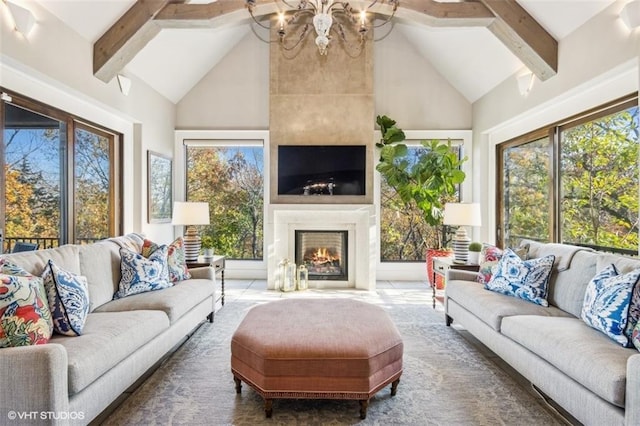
[{"x1": 37, "y1": 0, "x2": 617, "y2": 104}]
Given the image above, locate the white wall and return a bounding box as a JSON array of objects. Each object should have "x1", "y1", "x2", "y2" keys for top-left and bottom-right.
[
  {"x1": 0, "y1": 0, "x2": 178, "y2": 243},
  {"x1": 374, "y1": 28, "x2": 473, "y2": 129},
  {"x1": 177, "y1": 22, "x2": 473, "y2": 131},
  {"x1": 176, "y1": 32, "x2": 270, "y2": 129},
  {"x1": 472, "y1": 0, "x2": 640, "y2": 245}
]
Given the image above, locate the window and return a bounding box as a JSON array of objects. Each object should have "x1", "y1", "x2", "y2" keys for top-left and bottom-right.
[
  {"x1": 186, "y1": 143, "x2": 264, "y2": 260},
  {"x1": 379, "y1": 141, "x2": 463, "y2": 262},
  {"x1": 1, "y1": 90, "x2": 122, "y2": 252},
  {"x1": 497, "y1": 94, "x2": 639, "y2": 254},
  {"x1": 499, "y1": 134, "x2": 552, "y2": 247}
]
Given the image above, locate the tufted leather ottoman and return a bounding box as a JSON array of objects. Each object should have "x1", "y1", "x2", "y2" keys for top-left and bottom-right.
[{"x1": 231, "y1": 298, "x2": 403, "y2": 419}]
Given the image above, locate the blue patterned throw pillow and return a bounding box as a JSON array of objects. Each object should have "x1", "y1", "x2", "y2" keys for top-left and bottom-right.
[
  {"x1": 41, "y1": 260, "x2": 90, "y2": 336},
  {"x1": 114, "y1": 246, "x2": 172, "y2": 299},
  {"x1": 484, "y1": 249, "x2": 555, "y2": 306},
  {"x1": 581, "y1": 264, "x2": 640, "y2": 347}
]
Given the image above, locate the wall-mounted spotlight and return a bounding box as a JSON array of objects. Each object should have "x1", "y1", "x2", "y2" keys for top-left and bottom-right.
[
  {"x1": 4, "y1": 0, "x2": 36, "y2": 37},
  {"x1": 620, "y1": 0, "x2": 640, "y2": 30},
  {"x1": 517, "y1": 71, "x2": 535, "y2": 97},
  {"x1": 117, "y1": 74, "x2": 132, "y2": 96}
]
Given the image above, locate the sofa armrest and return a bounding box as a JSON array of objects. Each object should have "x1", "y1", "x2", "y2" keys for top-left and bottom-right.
[
  {"x1": 446, "y1": 269, "x2": 479, "y2": 282},
  {"x1": 189, "y1": 266, "x2": 214, "y2": 281},
  {"x1": 0, "y1": 344, "x2": 69, "y2": 417},
  {"x1": 627, "y1": 353, "x2": 640, "y2": 426}
]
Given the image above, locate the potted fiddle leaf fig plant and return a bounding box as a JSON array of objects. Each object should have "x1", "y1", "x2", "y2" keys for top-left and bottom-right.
[
  {"x1": 376, "y1": 114, "x2": 467, "y2": 250},
  {"x1": 376, "y1": 114, "x2": 468, "y2": 288}
]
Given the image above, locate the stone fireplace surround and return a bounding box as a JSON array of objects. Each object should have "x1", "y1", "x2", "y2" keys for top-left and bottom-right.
[{"x1": 267, "y1": 204, "x2": 376, "y2": 290}]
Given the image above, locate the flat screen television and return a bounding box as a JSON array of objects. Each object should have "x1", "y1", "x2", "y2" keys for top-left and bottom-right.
[{"x1": 278, "y1": 145, "x2": 366, "y2": 196}]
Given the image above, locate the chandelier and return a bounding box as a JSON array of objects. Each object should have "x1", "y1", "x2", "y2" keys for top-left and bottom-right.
[{"x1": 246, "y1": 0, "x2": 398, "y2": 56}]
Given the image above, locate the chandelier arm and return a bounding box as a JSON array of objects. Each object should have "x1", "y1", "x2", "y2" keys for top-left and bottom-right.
[
  {"x1": 332, "y1": 25, "x2": 366, "y2": 58},
  {"x1": 249, "y1": 20, "x2": 272, "y2": 43},
  {"x1": 373, "y1": 19, "x2": 395, "y2": 41},
  {"x1": 371, "y1": 4, "x2": 398, "y2": 28},
  {"x1": 280, "y1": 23, "x2": 311, "y2": 51},
  {"x1": 281, "y1": 0, "x2": 317, "y2": 12},
  {"x1": 247, "y1": 8, "x2": 272, "y2": 30},
  {"x1": 287, "y1": 9, "x2": 315, "y2": 25}
]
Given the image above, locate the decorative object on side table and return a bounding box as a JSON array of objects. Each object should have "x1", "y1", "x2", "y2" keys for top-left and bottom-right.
[
  {"x1": 442, "y1": 202, "x2": 482, "y2": 264},
  {"x1": 468, "y1": 241, "x2": 482, "y2": 264},
  {"x1": 201, "y1": 236, "x2": 215, "y2": 263},
  {"x1": 172, "y1": 201, "x2": 210, "y2": 263}
]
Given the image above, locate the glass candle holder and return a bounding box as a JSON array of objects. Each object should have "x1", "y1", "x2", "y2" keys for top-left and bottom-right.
[{"x1": 297, "y1": 264, "x2": 308, "y2": 291}]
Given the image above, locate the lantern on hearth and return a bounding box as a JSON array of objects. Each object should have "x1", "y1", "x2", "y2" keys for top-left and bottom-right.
[
  {"x1": 278, "y1": 258, "x2": 296, "y2": 292},
  {"x1": 297, "y1": 264, "x2": 308, "y2": 291}
]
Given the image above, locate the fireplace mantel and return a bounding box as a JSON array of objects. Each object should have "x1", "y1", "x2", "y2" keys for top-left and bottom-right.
[{"x1": 267, "y1": 204, "x2": 376, "y2": 290}]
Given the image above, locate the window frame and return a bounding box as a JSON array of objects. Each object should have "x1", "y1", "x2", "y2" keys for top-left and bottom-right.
[
  {"x1": 496, "y1": 93, "x2": 639, "y2": 253},
  {"x1": 0, "y1": 88, "x2": 123, "y2": 249}
]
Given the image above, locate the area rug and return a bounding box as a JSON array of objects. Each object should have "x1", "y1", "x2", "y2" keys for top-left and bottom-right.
[{"x1": 101, "y1": 283, "x2": 567, "y2": 425}]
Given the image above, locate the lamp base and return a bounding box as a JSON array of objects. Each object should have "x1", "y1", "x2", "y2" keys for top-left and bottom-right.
[
  {"x1": 452, "y1": 227, "x2": 470, "y2": 264},
  {"x1": 183, "y1": 225, "x2": 201, "y2": 263}
]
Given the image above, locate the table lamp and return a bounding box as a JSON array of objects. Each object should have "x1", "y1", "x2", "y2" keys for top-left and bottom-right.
[
  {"x1": 172, "y1": 201, "x2": 210, "y2": 262},
  {"x1": 443, "y1": 202, "x2": 481, "y2": 264}
]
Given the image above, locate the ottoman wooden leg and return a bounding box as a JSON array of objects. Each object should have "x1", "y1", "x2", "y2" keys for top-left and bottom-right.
[
  {"x1": 264, "y1": 399, "x2": 273, "y2": 418},
  {"x1": 391, "y1": 378, "x2": 400, "y2": 396},
  {"x1": 233, "y1": 376, "x2": 242, "y2": 394},
  {"x1": 359, "y1": 399, "x2": 369, "y2": 419}
]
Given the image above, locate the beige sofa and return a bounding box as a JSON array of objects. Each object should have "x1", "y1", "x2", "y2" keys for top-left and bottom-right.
[
  {"x1": 0, "y1": 235, "x2": 216, "y2": 425},
  {"x1": 445, "y1": 240, "x2": 640, "y2": 426}
]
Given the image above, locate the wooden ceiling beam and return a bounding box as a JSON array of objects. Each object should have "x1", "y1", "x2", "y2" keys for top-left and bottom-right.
[
  {"x1": 479, "y1": 0, "x2": 558, "y2": 81},
  {"x1": 93, "y1": 0, "x2": 558, "y2": 84},
  {"x1": 93, "y1": 0, "x2": 187, "y2": 83}
]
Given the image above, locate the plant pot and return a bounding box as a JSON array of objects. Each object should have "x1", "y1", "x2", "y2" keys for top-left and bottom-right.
[
  {"x1": 203, "y1": 248, "x2": 214, "y2": 262},
  {"x1": 468, "y1": 251, "x2": 480, "y2": 265},
  {"x1": 426, "y1": 248, "x2": 453, "y2": 290}
]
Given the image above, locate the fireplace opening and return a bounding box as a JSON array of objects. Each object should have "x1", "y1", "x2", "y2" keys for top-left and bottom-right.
[{"x1": 295, "y1": 230, "x2": 348, "y2": 281}]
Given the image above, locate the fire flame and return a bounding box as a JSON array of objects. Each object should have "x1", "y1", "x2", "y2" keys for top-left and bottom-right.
[{"x1": 306, "y1": 247, "x2": 339, "y2": 265}]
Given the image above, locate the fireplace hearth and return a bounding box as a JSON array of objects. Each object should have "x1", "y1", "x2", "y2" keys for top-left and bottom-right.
[{"x1": 295, "y1": 230, "x2": 348, "y2": 281}]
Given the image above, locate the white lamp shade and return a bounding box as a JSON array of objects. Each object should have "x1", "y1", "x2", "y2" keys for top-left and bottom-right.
[
  {"x1": 442, "y1": 203, "x2": 482, "y2": 227},
  {"x1": 171, "y1": 201, "x2": 210, "y2": 226},
  {"x1": 621, "y1": 0, "x2": 640, "y2": 29}
]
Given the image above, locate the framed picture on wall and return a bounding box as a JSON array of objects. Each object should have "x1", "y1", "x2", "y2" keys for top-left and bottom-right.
[{"x1": 147, "y1": 150, "x2": 173, "y2": 223}]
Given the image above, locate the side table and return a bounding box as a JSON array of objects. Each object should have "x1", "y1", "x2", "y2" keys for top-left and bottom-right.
[
  {"x1": 187, "y1": 255, "x2": 226, "y2": 306},
  {"x1": 431, "y1": 256, "x2": 479, "y2": 308}
]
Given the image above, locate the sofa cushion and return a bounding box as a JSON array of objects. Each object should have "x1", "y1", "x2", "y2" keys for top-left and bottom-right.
[
  {"x1": 485, "y1": 249, "x2": 555, "y2": 306},
  {"x1": 476, "y1": 244, "x2": 503, "y2": 285},
  {"x1": 1, "y1": 245, "x2": 81, "y2": 277},
  {"x1": 446, "y1": 279, "x2": 570, "y2": 331},
  {"x1": 521, "y1": 240, "x2": 599, "y2": 317},
  {"x1": 42, "y1": 260, "x2": 90, "y2": 336},
  {"x1": 633, "y1": 322, "x2": 640, "y2": 351},
  {"x1": 79, "y1": 241, "x2": 123, "y2": 311},
  {"x1": 142, "y1": 238, "x2": 191, "y2": 282},
  {"x1": 114, "y1": 247, "x2": 172, "y2": 299},
  {"x1": 501, "y1": 315, "x2": 636, "y2": 407},
  {"x1": 0, "y1": 272, "x2": 52, "y2": 347},
  {"x1": 581, "y1": 264, "x2": 639, "y2": 346},
  {"x1": 52, "y1": 310, "x2": 169, "y2": 395},
  {"x1": 94, "y1": 278, "x2": 214, "y2": 324}
]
